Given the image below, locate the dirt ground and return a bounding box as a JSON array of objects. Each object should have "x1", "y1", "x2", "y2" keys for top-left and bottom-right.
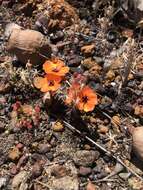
[{"x1": 0, "y1": 0, "x2": 143, "y2": 189}]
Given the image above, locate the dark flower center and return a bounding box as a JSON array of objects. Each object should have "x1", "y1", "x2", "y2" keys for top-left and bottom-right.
[
  {"x1": 82, "y1": 96, "x2": 88, "y2": 103},
  {"x1": 48, "y1": 80, "x2": 54, "y2": 86},
  {"x1": 53, "y1": 67, "x2": 60, "y2": 72}
]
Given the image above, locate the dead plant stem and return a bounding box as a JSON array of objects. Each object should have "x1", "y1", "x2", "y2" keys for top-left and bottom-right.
[{"x1": 63, "y1": 120, "x2": 143, "y2": 182}]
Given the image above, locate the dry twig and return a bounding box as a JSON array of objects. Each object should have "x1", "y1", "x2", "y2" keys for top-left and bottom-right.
[{"x1": 63, "y1": 120, "x2": 143, "y2": 182}]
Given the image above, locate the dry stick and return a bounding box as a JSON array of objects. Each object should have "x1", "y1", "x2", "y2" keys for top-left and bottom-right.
[
  {"x1": 34, "y1": 180, "x2": 49, "y2": 188},
  {"x1": 122, "y1": 45, "x2": 134, "y2": 88},
  {"x1": 63, "y1": 120, "x2": 143, "y2": 181}
]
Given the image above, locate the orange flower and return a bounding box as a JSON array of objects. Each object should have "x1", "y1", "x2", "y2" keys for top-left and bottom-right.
[
  {"x1": 33, "y1": 74, "x2": 62, "y2": 92},
  {"x1": 43, "y1": 58, "x2": 69, "y2": 76},
  {"x1": 76, "y1": 86, "x2": 98, "y2": 112},
  {"x1": 65, "y1": 82, "x2": 81, "y2": 105}
]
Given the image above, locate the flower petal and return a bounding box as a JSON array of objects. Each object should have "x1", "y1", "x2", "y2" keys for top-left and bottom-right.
[
  {"x1": 60, "y1": 66, "x2": 69, "y2": 75},
  {"x1": 76, "y1": 101, "x2": 84, "y2": 111},
  {"x1": 83, "y1": 102, "x2": 96, "y2": 112},
  {"x1": 48, "y1": 82, "x2": 61, "y2": 91},
  {"x1": 45, "y1": 74, "x2": 62, "y2": 83},
  {"x1": 33, "y1": 77, "x2": 45, "y2": 89}
]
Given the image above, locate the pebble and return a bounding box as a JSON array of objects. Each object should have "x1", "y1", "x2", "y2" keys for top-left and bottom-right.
[
  {"x1": 49, "y1": 176, "x2": 79, "y2": 190},
  {"x1": 93, "y1": 56, "x2": 104, "y2": 65},
  {"x1": 31, "y1": 162, "x2": 43, "y2": 178},
  {"x1": 128, "y1": 177, "x2": 143, "y2": 189},
  {"x1": 8, "y1": 147, "x2": 21, "y2": 161},
  {"x1": 97, "y1": 171, "x2": 107, "y2": 179},
  {"x1": 98, "y1": 125, "x2": 109, "y2": 134},
  {"x1": 67, "y1": 55, "x2": 81, "y2": 67},
  {"x1": 81, "y1": 58, "x2": 95, "y2": 69},
  {"x1": 84, "y1": 144, "x2": 91, "y2": 150},
  {"x1": 52, "y1": 121, "x2": 64, "y2": 132},
  {"x1": 119, "y1": 172, "x2": 131, "y2": 180},
  {"x1": 46, "y1": 152, "x2": 54, "y2": 161},
  {"x1": 46, "y1": 162, "x2": 79, "y2": 190},
  {"x1": 31, "y1": 153, "x2": 44, "y2": 162},
  {"x1": 106, "y1": 70, "x2": 115, "y2": 81},
  {"x1": 51, "y1": 165, "x2": 68, "y2": 178},
  {"x1": 93, "y1": 165, "x2": 102, "y2": 174},
  {"x1": 0, "y1": 177, "x2": 8, "y2": 189},
  {"x1": 107, "y1": 30, "x2": 118, "y2": 43},
  {"x1": 50, "y1": 31, "x2": 64, "y2": 43},
  {"x1": 86, "y1": 181, "x2": 96, "y2": 190},
  {"x1": 89, "y1": 174, "x2": 96, "y2": 181},
  {"x1": 73, "y1": 150, "x2": 98, "y2": 167},
  {"x1": 37, "y1": 143, "x2": 51, "y2": 154},
  {"x1": 16, "y1": 143, "x2": 24, "y2": 150},
  {"x1": 17, "y1": 155, "x2": 29, "y2": 168},
  {"x1": 81, "y1": 44, "x2": 95, "y2": 55},
  {"x1": 78, "y1": 166, "x2": 92, "y2": 176},
  {"x1": 12, "y1": 171, "x2": 28, "y2": 190},
  {"x1": 10, "y1": 164, "x2": 18, "y2": 175}
]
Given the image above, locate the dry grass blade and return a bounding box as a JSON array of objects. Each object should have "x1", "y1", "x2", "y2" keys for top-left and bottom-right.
[{"x1": 63, "y1": 120, "x2": 143, "y2": 182}]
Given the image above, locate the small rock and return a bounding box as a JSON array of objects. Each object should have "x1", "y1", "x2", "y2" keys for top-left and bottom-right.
[
  {"x1": 81, "y1": 44, "x2": 95, "y2": 55},
  {"x1": 37, "y1": 143, "x2": 51, "y2": 154},
  {"x1": 46, "y1": 162, "x2": 79, "y2": 190},
  {"x1": 51, "y1": 165, "x2": 68, "y2": 178},
  {"x1": 16, "y1": 143, "x2": 24, "y2": 150},
  {"x1": 86, "y1": 181, "x2": 96, "y2": 190},
  {"x1": 31, "y1": 162, "x2": 43, "y2": 178},
  {"x1": 67, "y1": 55, "x2": 81, "y2": 67},
  {"x1": 93, "y1": 56, "x2": 104, "y2": 65},
  {"x1": 98, "y1": 125, "x2": 109, "y2": 134},
  {"x1": 89, "y1": 117, "x2": 97, "y2": 125},
  {"x1": 89, "y1": 64, "x2": 102, "y2": 77},
  {"x1": 10, "y1": 164, "x2": 18, "y2": 175},
  {"x1": 17, "y1": 155, "x2": 29, "y2": 168},
  {"x1": 6, "y1": 25, "x2": 52, "y2": 65},
  {"x1": 93, "y1": 165, "x2": 102, "y2": 174},
  {"x1": 0, "y1": 177, "x2": 8, "y2": 189},
  {"x1": 128, "y1": 176, "x2": 143, "y2": 190},
  {"x1": 73, "y1": 150, "x2": 98, "y2": 167},
  {"x1": 119, "y1": 172, "x2": 131, "y2": 180},
  {"x1": 106, "y1": 70, "x2": 115, "y2": 81},
  {"x1": 50, "y1": 31, "x2": 64, "y2": 43},
  {"x1": 97, "y1": 172, "x2": 107, "y2": 179},
  {"x1": 79, "y1": 166, "x2": 92, "y2": 176},
  {"x1": 31, "y1": 153, "x2": 44, "y2": 162},
  {"x1": 52, "y1": 121, "x2": 64, "y2": 132},
  {"x1": 81, "y1": 58, "x2": 95, "y2": 69},
  {"x1": 8, "y1": 147, "x2": 21, "y2": 161},
  {"x1": 84, "y1": 144, "x2": 91, "y2": 150},
  {"x1": 132, "y1": 127, "x2": 143, "y2": 160},
  {"x1": 49, "y1": 176, "x2": 79, "y2": 190},
  {"x1": 46, "y1": 152, "x2": 54, "y2": 161},
  {"x1": 134, "y1": 105, "x2": 143, "y2": 117},
  {"x1": 12, "y1": 171, "x2": 28, "y2": 190}
]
